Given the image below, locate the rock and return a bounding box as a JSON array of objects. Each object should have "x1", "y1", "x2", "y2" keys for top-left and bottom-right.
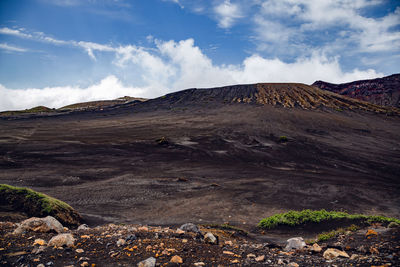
[
  {"x1": 13, "y1": 216, "x2": 64, "y2": 234},
  {"x1": 179, "y1": 223, "x2": 200, "y2": 233},
  {"x1": 79, "y1": 257, "x2": 90, "y2": 262},
  {"x1": 80, "y1": 262, "x2": 89, "y2": 267},
  {"x1": 311, "y1": 243, "x2": 322, "y2": 253},
  {"x1": 287, "y1": 263, "x2": 299, "y2": 267},
  {"x1": 116, "y1": 239, "x2": 126, "y2": 247},
  {"x1": 33, "y1": 239, "x2": 47, "y2": 246},
  {"x1": 176, "y1": 229, "x2": 185, "y2": 235},
  {"x1": 76, "y1": 248, "x2": 84, "y2": 253},
  {"x1": 204, "y1": 232, "x2": 218, "y2": 244},
  {"x1": 225, "y1": 240, "x2": 233, "y2": 246},
  {"x1": 170, "y1": 255, "x2": 183, "y2": 264},
  {"x1": 255, "y1": 255, "x2": 265, "y2": 262},
  {"x1": 137, "y1": 257, "x2": 156, "y2": 267},
  {"x1": 125, "y1": 234, "x2": 137, "y2": 244},
  {"x1": 223, "y1": 251, "x2": 234, "y2": 255},
  {"x1": 246, "y1": 253, "x2": 256, "y2": 258},
  {"x1": 284, "y1": 237, "x2": 306, "y2": 251},
  {"x1": 366, "y1": 229, "x2": 378, "y2": 237},
  {"x1": 323, "y1": 248, "x2": 350, "y2": 260},
  {"x1": 231, "y1": 259, "x2": 240, "y2": 264},
  {"x1": 48, "y1": 233, "x2": 75, "y2": 247},
  {"x1": 193, "y1": 262, "x2": 205, "y2": 266},
  {"x1": 37, "y1": 264, "x2": 45, "y2": 267},
  {"x1": 80, "y1": 235, "x2": 90, "y2": 239},
  {"x1": 277, "y1": 259, "x2": 284, "y2": 265},
  {"x1": 138, "y1": 226, "x2": 149, "y2": 231},
  {"x1": 32, "y1": 246, "x2": 47, "y2": 254},
  {"x1": 350, "y1": 254, "x2": 359, "y2": 260},
  {"x1": 77, "y1": 224, "x2": 89, "y2": 230}
]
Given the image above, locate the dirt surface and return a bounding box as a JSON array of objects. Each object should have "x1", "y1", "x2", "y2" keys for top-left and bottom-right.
[{"x1": 1, "y1": 93, "x2": 400, "y2": 229}]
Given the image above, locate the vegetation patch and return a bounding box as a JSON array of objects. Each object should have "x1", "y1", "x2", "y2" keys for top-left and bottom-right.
[
  {"x1": 0, "y1": 184, "x2": 82, "y2": 226},
  {"x1": 202, "y1": 224, "x2": 249, "y2": 236},
  {"x1": 259, "y1": 209, "x2": 400, "y2": 229},
  {"x1": 278, "y1": 136, "x2": 288, "y2": 143}
]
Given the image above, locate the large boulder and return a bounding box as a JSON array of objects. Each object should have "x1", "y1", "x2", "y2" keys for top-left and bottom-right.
[{"x1": 13, "y1": 216, "x2": 64, "y2": 234}]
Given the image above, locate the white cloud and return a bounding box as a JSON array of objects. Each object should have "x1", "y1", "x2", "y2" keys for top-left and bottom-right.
[
  {"x1": 0, "y1": 43, "x2": 28, "y2": 53},
  {"x1": 255, "y1": 0, "x2": 400, "y2": 54},
  {"x1": 213, "y1": 0, "x2": 243, "y2": 28},
  {"x1": 0, "y1": 76, "x2": 146, "y2": 111},
  {"x1": 0, "y1": 27, "x2": 33, "y2": 39},
  {"x1": 162, "y1": 0, "x2": 184, "y2": 9}
]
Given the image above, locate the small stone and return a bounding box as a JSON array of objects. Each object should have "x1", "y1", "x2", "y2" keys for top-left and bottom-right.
[
  {"x1": 77, "y1": 224, "x2": 89, "y2": 231},
  {"x1": 182, "y1": 239, "x2": 188, "y2": 243},
  {"x1": 350, "y1": 254, "x2": 359, "y2": 260},
  {"x1": 34, "y1": 239, "x2": 46, "y2": 246},
  {"x1": 48, "y1": 233, "x2": 75, "y2": 247},
  {"x1": 79, "y1": 257, "x2": 90, "y2": 262},
  {"x1": 224, "y1": 240, "x2": 233, "y2": 246},
  {"x1": 179, "y1": 223, "x2": 201, "y2": 233},
  {"x1": 37, "y1": 264, "x2": 45, "y2": 267},
  {"x1": 277, "y1": 259, "x2": 284, "y2": 265},
  {"x1": 311, "y1": 243, "x2": 322, "y2": 253},
  {"x1": 370, "y1": 247, "x2": 379, "y2": 254},
  {"x1": 170, "y1": 255, "x2": 183, "y2": 264},
  {"x1": 80, "y1": 235, "x2": 90, "y2": 239},
  {"x1": 117, "y1": 239, "x2": 126, "y2": 247},
  {"x1": 76, "y1": 248, "x2": 84, "y2": 253},
  {"x1": 32, "y1": 246, "x2": 46, "y2": 254},
  {"x1": 137, "y1": 257, "x2": 156, "y2": 267},
  {"x1": 46, "y1": 261, "x2": 54, "y2": 266},
  {"x1": 246, "y1": 253, "x2": 256, "y2": 258},
  {"x1": 223, "y1": 251, "x2": 235, "y2": 255},
  {"x1": 323, "y1": 248, "x2": 350, "y2": 260},
  {"x1": 176, "y1": 229, "x2": 185, "y2": 235},
  {"x1": 284, "y1": 237, "x2": 306, "y2": 251},
  {"x1": 204, "y1": 232, "x2": 218, "y2": 244},
  {"x1": 193, "y1": 262, "x2": 205, "y2": 266},
  {"x1": 138, "y1": 226, "x2": 149, "y2": 232},
  {"x1": 255, "y1": 255, "x2": 265, "y2": 262},
  {"x1": 125, "y1": 234, "x2": 137, "y2": 243},
  {"x1": 366, "y1": 229, "x2": 378, "y2": 237},
  {"x1": 63, "y1": 227, "x2": 69, "y2": 231},
  {"x1": 231, "y1": 259, "x2": 240, "y2": 264},
  {"x1": 80, "y1": 262, "x2": 89, "y2": 267},
  {"x1": 287, "y1": 263, "x2": 299, "y2": 267}
]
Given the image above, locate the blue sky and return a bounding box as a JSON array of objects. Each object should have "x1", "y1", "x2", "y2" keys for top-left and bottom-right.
[{"x1": 0, "y1": 0, "x2": 399, "y2": 110}]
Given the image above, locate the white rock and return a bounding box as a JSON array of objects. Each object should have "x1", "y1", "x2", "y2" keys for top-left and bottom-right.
[
  {"x1": 323, "y1": 248, "x2": 349, "y2": 260},
  {"x1": 137, "y1": 257, "x2": 156, "y2": 267},
  {"x1": 13, "y1": 216, "x2": 64, "y2": 234},
  {"x1": 48, "y1": 233, "x2": 75, "y2": 247},
  {"x1": 204, "y1": 232, "x2": 217, "y2": 244},
  {"x1": 284, "y1": 237, "x2": 306, "y2": 251}
]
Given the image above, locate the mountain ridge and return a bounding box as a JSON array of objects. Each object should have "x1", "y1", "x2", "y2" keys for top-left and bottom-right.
[{"x1": 312, "y1": 73, "x2": 400, "y2": 107}]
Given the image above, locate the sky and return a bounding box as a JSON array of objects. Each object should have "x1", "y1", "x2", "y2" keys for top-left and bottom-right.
[{"x1": 0, "y1": 0, "x2": 399, "y2": 111}]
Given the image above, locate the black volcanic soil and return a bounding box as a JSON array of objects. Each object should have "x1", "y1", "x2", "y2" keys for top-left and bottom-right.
[{"x1": 1, "y1": 83, "x2": 400, "y2": 233}]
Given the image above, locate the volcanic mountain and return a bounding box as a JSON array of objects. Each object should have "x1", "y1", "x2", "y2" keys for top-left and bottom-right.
[
  {"x1": 0, "y1": 82, "x2": 399, "y2": 228},
  {"x1": 312, "y1": 73, "x2": 400, "y2": 107}
]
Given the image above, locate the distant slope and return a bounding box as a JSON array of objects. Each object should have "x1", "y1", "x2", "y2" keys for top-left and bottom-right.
[
  {"x1": 151, "y1": 83, "x2": 399, "y2": 114},
  {"x1": 59, "y1": 96, "x2": 147, "y2": 111},
  {"x1": 0, "y1": 106, "x2": 56, "y2": 116},
  {"x1": 312, "y1": 74, "x2": 400, "y2": 107}
]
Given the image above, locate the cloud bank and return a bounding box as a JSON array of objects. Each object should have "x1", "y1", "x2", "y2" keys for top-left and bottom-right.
[{"x1": 0, "y1": 37, "x2": 382, "y2": 111}]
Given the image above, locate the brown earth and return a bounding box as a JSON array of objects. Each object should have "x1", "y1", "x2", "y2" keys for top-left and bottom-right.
[{"x1": 0, "y1": 83, "x2": 399, "y2": 231}]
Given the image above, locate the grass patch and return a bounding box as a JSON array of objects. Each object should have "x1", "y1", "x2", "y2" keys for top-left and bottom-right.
[
  {"x1": 202, "y1": 224, "x2": 249, "y2": 236},
  {"x1": 0, "y1": 184, "x2": 81, "y2": 226},
  {"x1": 315, "y1": 224, "x2": 359, "y2": 243},
  {"x1": 259, "y1": 209, "x2": 400, "y2": 229}
]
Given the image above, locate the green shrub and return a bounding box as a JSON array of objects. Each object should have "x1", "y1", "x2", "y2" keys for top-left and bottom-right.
[{"x1": 258, "y1": 209, "x2": 400, "y2": 229}]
